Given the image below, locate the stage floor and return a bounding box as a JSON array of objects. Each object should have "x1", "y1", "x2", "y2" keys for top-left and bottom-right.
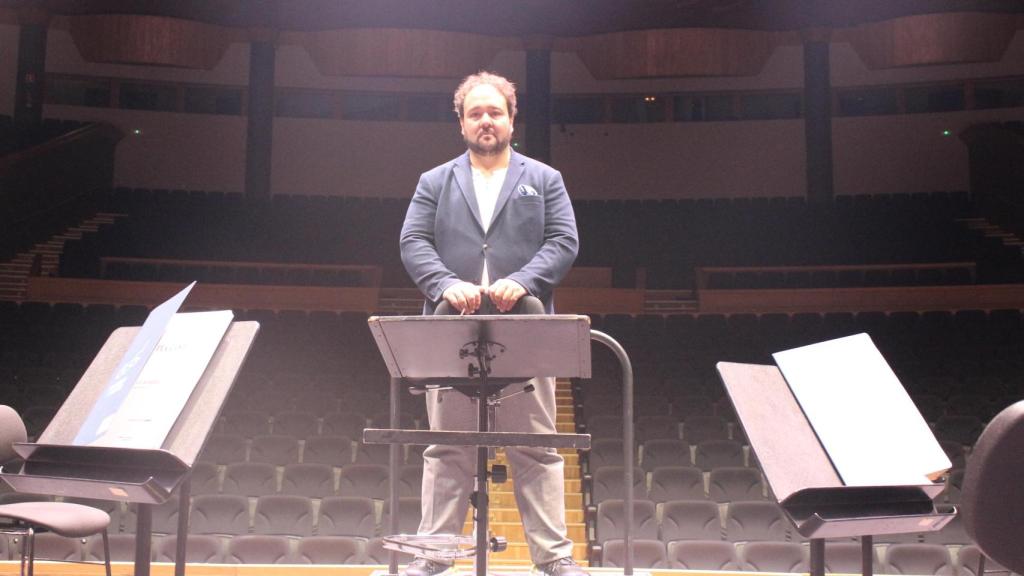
[{"x1": 0, "y1": 562, "x2": 745, "y2": 576}]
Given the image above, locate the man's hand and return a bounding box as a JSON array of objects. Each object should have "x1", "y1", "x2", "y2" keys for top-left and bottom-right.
[
  {"x1": 442, "y1": 281, "x2": 483, "y2": 314},
  {"x1": 487, "y1": 278, "x2": 527, "y2": 313}
]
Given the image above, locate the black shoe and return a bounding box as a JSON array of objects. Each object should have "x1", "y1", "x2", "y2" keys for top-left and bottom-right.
[
  {"x1": 533, "y1": 557, "x2": 589, "y2": 576},
  {"x1": 403, "y1": 557, "x2": 452, "y2": 576}
]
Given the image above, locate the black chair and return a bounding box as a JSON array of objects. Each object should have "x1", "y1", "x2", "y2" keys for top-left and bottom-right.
[
  {"x1": 0, "y1": 405, "x2": 112, "y2": 576},
  {"x1": 961, "y1": 400, "x2": 1024, "y2": 576}
]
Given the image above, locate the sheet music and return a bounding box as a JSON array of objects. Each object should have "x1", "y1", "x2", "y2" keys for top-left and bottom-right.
[
  {"x1": 75, "y1": 310, "x2": 233, "y2": 448},
  {"x1": 773, "y1": 333, "x2": 951, "y2": 487}
]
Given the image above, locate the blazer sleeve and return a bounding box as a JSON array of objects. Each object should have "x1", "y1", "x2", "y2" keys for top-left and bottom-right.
[
  {"x1": 505, "y1": 168, "x2": 579, "y2": 299},
  {"x1": 399, "y1": 171, "x2": 462, "y2": 303}
]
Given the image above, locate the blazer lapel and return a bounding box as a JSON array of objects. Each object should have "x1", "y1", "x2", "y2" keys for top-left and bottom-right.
[
  {"x1": 453, "y1": 152, "x2": 484, "y2": 232},
  {"x1": 490, "y1": 151, "x2": 526, "y2": 228}
]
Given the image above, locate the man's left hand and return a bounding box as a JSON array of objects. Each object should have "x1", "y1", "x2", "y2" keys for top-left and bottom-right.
[{"x1": 487, "y1": 279, "x2": 527, "y2": 313}]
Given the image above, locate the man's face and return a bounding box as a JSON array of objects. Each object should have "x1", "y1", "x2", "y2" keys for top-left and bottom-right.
[{"x1": 460, "y1": 84, "x2": 514, "y2": 157}]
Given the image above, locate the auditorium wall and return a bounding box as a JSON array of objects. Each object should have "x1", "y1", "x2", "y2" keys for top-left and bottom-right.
[
  {"x1": 0, "y1": 24, "x2": 19, "y2": 116},
  {"x1": 6, "y1": 25, "x2": 1024, "y2": 198}
]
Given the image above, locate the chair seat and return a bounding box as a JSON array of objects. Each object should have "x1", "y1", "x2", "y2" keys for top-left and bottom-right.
[{"x1": 0, "y1": 502, "x2": 110, "y2": 537}]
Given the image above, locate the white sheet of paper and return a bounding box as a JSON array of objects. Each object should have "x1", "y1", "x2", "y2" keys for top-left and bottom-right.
[
  {"x1": 773, "y1": 333, "x2": 951, "y2": 487},
  {"x1": 85, "y1": 310, "x2": 234, "y2": 448}
]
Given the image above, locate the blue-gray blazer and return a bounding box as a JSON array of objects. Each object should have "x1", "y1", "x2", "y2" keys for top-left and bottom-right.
[{"x1": 400, "y1": 150, "x2": 579, "y2": 315}]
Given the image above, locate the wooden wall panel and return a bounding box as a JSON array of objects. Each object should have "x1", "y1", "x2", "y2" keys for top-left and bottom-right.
[
  {"x1": 298, "y1": 28, "x2": 513, "y2": 78},
  {"x1": 68, "y1": 14, "x2": 232, "y2": 69},
  {"x1": 565, "y1": 28, "x2": 775, "y2": 79},
  {"x1": 844, "y1": 12, "x2": 1018, "y2": 69}
]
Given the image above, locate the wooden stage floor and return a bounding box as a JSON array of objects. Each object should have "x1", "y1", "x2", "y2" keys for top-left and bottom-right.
[{"x1": 0, "y1": 562, "x2": 761, "y2": 576}]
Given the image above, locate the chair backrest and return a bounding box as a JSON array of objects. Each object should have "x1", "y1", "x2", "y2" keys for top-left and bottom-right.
[
  {"x1": 0, "y1": 405, "x2": 27, "y2": 463},
  {"x1": 594, "y1": 499, "x2": 658, "y2": 544},
  {"x1": 741, "y1": 541, "x2": 808, "y2": 573},
  {"x1": 648, "y1": 466, "x2": 706, "y2": 502},
  {"x1": 660, "y1": 499, "x2": 722, "y2": 542},
  {"x1": 317, "y1": 496, "x2": 376, "y2": 538},
  {"x1": 602, "y1": 539, "x2": 667, "y2": 569},
  {"x1": 253, "y1": 494, "x2": 315, "y2": 536},
  {"x1": 882, "y1": 543, "x2": 955, "y2": 576},
  {"x1": 961, "y1": 399, "x2": 1024, "y2": 575},
  {"x1": 724, "y1": 500, "x2": 790, "y2": 542}
]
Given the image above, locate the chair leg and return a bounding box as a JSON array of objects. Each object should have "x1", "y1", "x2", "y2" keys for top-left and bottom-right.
[{"x1": 102, "y1": 529, "x2": 111, "y2": 576}]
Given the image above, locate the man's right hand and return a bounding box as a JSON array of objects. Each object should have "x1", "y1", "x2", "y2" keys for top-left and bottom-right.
[{"x1": 442, "y1": 281, "x2": 483, "y2": 314}]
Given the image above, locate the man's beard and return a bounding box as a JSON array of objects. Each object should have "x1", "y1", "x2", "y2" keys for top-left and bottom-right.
[{"x1": 466, "y1": 132, "x2": 510, "y2": 156}]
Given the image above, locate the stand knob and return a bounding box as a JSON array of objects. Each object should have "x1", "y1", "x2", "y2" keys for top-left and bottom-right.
[
  {"x1": 490, "y1": 536, "x2": 508, "y2": 552},
  {"x1": 490, "y1": 464, "x2": 508, "y2": 484}
]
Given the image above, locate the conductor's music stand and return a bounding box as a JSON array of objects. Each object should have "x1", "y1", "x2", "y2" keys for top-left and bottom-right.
[
  {"x1": 717, "y1": 334, "x2": 955, "y2": 576},
  {"x1": 366, "y1": 312, "x2": 609, "y2": 576},
  {"x1": 0, "y1": 320, "x2": 259, "y2": 576}
]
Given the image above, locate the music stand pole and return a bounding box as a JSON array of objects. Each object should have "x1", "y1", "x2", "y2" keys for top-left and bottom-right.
[{"x1": 473, "y1": 326, "x2": 493, "y2": 576}]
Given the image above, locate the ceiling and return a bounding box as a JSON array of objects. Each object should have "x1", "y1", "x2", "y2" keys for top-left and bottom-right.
[{"x1": 2, "y1": 0, "x2": 1023, "y2": 35}]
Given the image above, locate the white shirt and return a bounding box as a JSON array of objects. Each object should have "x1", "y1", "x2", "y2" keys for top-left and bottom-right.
[{"x1": 471, "y1": 166, "x2": 507, "y2": 287}]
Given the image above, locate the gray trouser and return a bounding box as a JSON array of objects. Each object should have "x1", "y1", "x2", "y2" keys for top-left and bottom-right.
[{"x1": 418, "y1": 376, "x2": 574, "y2": 565}]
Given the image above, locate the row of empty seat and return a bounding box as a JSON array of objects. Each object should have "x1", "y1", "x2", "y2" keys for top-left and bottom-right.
[{"x1": 51, "y1": 187, "x2": 1023, "y2": 290}]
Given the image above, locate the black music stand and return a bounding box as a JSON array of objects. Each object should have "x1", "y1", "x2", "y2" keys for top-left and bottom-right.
[
  {"x1": 0, "y1": 320, "x2": 259, "y2": 576},
  {"x1": 365, "y1": 313, "x2": 595, "y2": 576},
  {"x1": 717, "y1": 334, "x2": 955, "y2": 576}
]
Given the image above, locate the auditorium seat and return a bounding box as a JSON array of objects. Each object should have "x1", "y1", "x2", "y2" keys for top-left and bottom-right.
[
  {"x1": 271, "y1": 410, "x2": 320, "y2": 438},
  {"x1": 302, "y1": 435, "x2": 355, "y2": 467},
  {"x1": 708, "y1": 467, "x2": 765, "y2": 503},
  {"x1": 187, "y1": 461, "x2": 221, "y2": 494},
  {"x1": 398, "y1": 464, "x2": 424, "y2": 498},
  {"x1": 682, "y1": 415, "x2": 729, "y2": 443},
  {"x1": 197, "y1": 434, "x2": 248, "y2": 464},
  {"x1": 225, "y1": 534, "x2": 295, "y2": 564},
  {"x1": 667, "y1": 540, "x2": 741, "y2": 570},
  {"x1": 316, "y1": 496, "x2": 376, "y2": 538},
  {"x1": 646, "y1": 462, "x2": 703, "y2": 501},
  {"x1": 883, "y1": 543, "x2": 956, "y2": 576},
  {"x1": 222, "y1": 461, "x2": 278, "y2": 496},
  {"x1": 380, "y1": 497, "x2": 423, "y2": 535},
  {"x1": 640, "y1": 439, "x2": 691, "y2": 470},
  {"x1": 592, "y1": 499, "x2": 658, "y2": 548},
  {"x1": 153, "y1": 534, "x2": 224, "y2": 563},
  {"x1": 601, "y1": 538, "x2": 668, "y2": 568},
  {"x1": 365, "y1": 536, "x2": 414, "y2": 564},
  {"x1": 280, "y1": 463, "x2": 336, "y2": 498},
  {"x1": 587, "y1": 466, "x2": 647, "y2": 506},
  {"x1": 322, "y1": 411, "x2": 371, "y2": 439},
  {"x1": 85, "y1": 532, "x2": 136, "y2": 562},
  {"x1": 740, "y1": 541, "x2": 808, "y2": 572},
  {"x1": 694, "y1": 439, "x2": 746, "y2": 470},
  {"x1": 724, "y1": 500, "x2": 791, "y2": 542},
  {"x1": 584, "y1": 439, "x2": 628, "y2": 472},
  {"x1": 337, "y1": 464, "x2": 390, "y2": 500},
  {"x1": 253, "y1": 494, "x2": 315, "y2": 536},
  {"x1": 635, "y1": 415, "x2": 681, "y2": 442},
  {"x1": 295, "y1": 536, "x2": 364, "y2": 564},
  {"x1": 659, "y1": 500, "x2": 722, "y2": 542},
  {"x1": 248, "y1": 434, "x2": 300, "y2": 465},
  {"x1": 189, "y1": 494, "x2": 251, "y2": 535},
  {"x1": 957, "y1": 545, "x2": 1016, "y2": 576}
]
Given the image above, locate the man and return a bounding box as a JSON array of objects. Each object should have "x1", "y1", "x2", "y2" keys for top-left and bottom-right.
[{"x1": 399, "y1": 71, "x2": 585, "y2": 576}]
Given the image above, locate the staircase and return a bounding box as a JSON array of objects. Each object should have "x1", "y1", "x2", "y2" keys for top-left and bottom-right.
[
  {"x1": 455, "y1": 379, "x2": 588, "y2": 568},
  {"x1": 958, "y1": 217, "x2": 1024, "y2": 252},
  {"x1": 0, "y1": 212, "x2": 124, "y2": 301}
]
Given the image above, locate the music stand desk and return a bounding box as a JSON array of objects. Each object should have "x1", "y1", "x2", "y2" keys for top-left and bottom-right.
[{"x1": 1, "y1": 321, "x2": 259, "y2": 576}]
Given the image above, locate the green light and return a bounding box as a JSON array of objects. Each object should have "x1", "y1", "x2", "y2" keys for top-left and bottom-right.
[{"x1": 942, "y1": 130, "x2": 952, "y2": 136}]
